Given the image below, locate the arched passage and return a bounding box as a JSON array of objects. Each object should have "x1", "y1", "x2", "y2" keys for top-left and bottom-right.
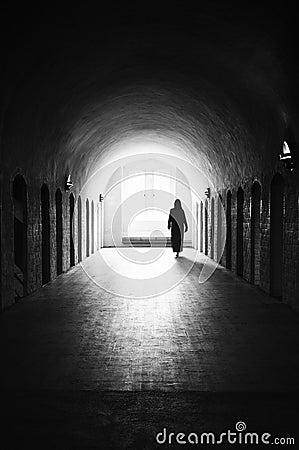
[
  {"x1": 236, "y1": 186, "x2": 244, "y2": 276},
  {"x1": 55, "y1": 189, "x2": 63, "y2": 275},
  {"x1": 86, "y1": 199, "x2": 90, "y2": 257},
  {"x1": 77, "y1": 196, "x2": 82, "y2": 262},
  {"x1": 91, "y1": 200, "x2": 95, "y2": 254},
  {"x1": 204, "y1": 199, "x2": 208, "y2": 255},
  {"x1": 226, "y1": 190, "x2": 232, "y2": 269},
  {"x1": 251, "y1": 181, "x2": 261, "y2": 285},
  {"x1": 270, "y1": 173, "x2": 284, "y2": 298},
  {"x1": 13, "y1": 175, "x2": 28, "y2": 297},
  {"x1": 210, "y1": 197, "x2": 215, "y2": 259},
  {"x1": 41, "y1": 184, "x2": 50, "y2": 285},
  {"x1": 69, "y1": 193, "x2": 75, "y2": 267}
]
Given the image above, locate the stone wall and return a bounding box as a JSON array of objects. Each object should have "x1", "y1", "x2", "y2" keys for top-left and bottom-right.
[
  {"x1": 218, "y1": 169, "x2": 298, "y2": 311},
  {"x1": 0, "y1": 166, "x2": 101, "y2": 310}
]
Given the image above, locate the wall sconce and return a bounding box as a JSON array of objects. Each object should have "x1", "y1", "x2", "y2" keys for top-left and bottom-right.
[
  {"x1": 204, "y1": 187, "x2": 210, "y2": 198},
  {"x1": 280, "y1": 140, "x2": 295, "y2": 172},
  {"x1": 65, "y1": 174, "x2": 73, "y2": 191},
  {"x1": 99, "y1": 194, "x2": 104, "y2": 202}
]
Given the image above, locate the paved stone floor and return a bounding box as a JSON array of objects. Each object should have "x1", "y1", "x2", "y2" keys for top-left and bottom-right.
[{"x1": 1, "y1": 248, "x2": 299, "y2": 448}]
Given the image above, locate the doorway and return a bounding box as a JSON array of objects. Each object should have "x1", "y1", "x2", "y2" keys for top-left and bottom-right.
[
  {"x1": 122, "y1": 171, "x2": 173, "y2": 240},
  {"x1": 204, "y1": 199, "x2": 208, "y2": 255},
  {"x1": 77, "y1": 196, "x2": 82, "y2": 262},
  {"x1": 200, "y1": 201, "x2": 203, "y2": 252},
  {"x1": 236, "y1": 186, "x2": 244, "y2": 276},
  {"x1": 55, "y1": 189, "x2": 63, "y2": 275},
  {"x1": 97, "y1": 202, "x2": 100, "y2": 251},
  {"x1": 195, "y1": 202, "x2": 199, "y2": 250},
  {"x1": 251, "y1": 181, "x2": 261, "y2": 285},
  {"x1": 86, "y1": 199, "x2": 90, "y2": 257},
  {"x1": 91, "y1": 200, "x2": 95, "y2": 254},
  {"x1": 217, "y1": 195, "x2": 223, "y2": 262},
  {"x1": 210, "y1": 197, "x2": 215, "y2": 259},
  {"x1": 69, "y1": 193, "x2": 75, "y2": 267},
  {"x1": 41, "y1": 184, "x2": 50, "y2": 284},
  {"x1": 226, "y1": 190, "x2": 232, "y2": 269}
]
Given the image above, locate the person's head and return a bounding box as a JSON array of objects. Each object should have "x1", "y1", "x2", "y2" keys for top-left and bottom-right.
[{"x1": 174, "y1": 199, "x2": 182, "y2": 209}]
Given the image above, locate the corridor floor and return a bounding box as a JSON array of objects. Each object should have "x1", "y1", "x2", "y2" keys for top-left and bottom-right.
[{"x1": 1, "y1": 248, "x2": 299, "y2": 448}]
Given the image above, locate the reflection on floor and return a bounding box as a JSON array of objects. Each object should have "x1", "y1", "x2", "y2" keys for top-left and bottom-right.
[
  {"x1": 1, "y1": 248, "x2": 299, "y2": 391},
  {"x1": 1, "y1": 248, "x2": 299, "y2": 447}
]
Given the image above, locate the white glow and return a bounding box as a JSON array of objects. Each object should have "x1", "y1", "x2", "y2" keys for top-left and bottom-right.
[
  {"x1": 282, "y1": 141, "x2": 291, "y2": 155},
  {"x1": 98, "y1": 136, "x2": 190, "y2": 168},
  {"x1": 104, "y1": 248, "x2": 175, "y2": 279},
  {"x1": 128, "y1": 209, "x2": 170, "y2": 237},
  {"x1": 79, "y1": 134, "x2": 226, "y2": 292}
]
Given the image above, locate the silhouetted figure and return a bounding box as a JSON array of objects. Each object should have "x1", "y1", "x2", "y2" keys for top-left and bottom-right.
[{"x1": 168, "y1": 199, "x2": 188, "y2": 258}]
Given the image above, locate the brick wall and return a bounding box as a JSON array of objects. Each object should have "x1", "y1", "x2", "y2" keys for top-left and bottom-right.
[
  {"x1": 243, "y1": 182, "x2": 251, "y2": 283},
  {"x1": 283, "y1": 180, "x2": 299, "y2": 309},
  {"x1": 213, "y1": 169, "x2": 298, "y2": 310},
  {"x1": 231, "y1": 189, "x2": 237, "y2": 274},
  {"x1": 0, "y1": 164, "x2": 103, "y2": 311}
]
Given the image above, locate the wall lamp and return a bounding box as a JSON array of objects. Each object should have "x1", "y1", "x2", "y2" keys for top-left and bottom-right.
[
  {"x1": 204, "y1": 187, "x2": 210, "y2": 198},
  {"x1": 65, "y1": 174, "x2": 73, "y2": 191},
  {"x1": 280, "y1": 140, "x2": 295, "y2": 172},
  {"x1": 99, "y1": 194, "x2": 104, "y2": 202}
]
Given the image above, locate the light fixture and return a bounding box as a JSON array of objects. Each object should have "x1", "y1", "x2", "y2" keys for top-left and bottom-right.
[
  {"x1": 99, "y1": 194, "x2": 104, "y2": 202},
  {"x1": 65, "y1": 174, "x2": 73, "y2": 191},
  {"x1": 280, "y1": 140, "x2": 295, "y2": 172},
  {"x1": 204, "y1": 187, "x2": 210, "y2": 198}
]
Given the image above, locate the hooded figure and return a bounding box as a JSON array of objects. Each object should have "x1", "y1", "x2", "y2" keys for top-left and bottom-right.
[{"x1": 168, "y1": 199, "x2": 188, "y2": 258}]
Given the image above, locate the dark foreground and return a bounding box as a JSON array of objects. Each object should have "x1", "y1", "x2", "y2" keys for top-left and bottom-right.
[{"x1": 1, "y1": 391, "x2": 298, "y2": 449}]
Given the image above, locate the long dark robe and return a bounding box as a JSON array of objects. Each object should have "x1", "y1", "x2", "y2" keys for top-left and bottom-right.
[{"x1": 168, "y1": 207, "x2": 187, "y2": 252}]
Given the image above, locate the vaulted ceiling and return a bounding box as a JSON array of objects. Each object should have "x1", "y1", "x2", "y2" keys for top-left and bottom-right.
[{"x1": 1, "y1": 4, "x2": 298, "y2": 189}]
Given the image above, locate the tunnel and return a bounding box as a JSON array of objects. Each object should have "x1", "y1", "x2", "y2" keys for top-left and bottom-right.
[{"x1": 0, "y1": 4, "x2": 299, "y2": 448}]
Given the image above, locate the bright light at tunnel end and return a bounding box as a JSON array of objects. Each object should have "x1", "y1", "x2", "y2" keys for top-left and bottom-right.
[{"x1": 77, "y1": 138, "x2": 227, "y2": 299}]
